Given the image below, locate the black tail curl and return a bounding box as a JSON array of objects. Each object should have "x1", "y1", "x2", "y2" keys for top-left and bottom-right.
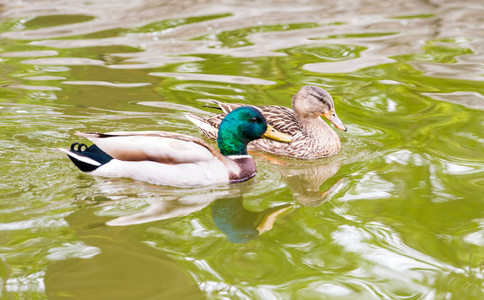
[
  {"x1": 70, "y1": 142, "x2": 88, "y2": 152},
  {"x1": 67, "y1": 143, "x2": 113, "y2": 172}
]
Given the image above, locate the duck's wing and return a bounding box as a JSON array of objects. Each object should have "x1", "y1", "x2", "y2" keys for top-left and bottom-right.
[
  {"x1": 76, "y1": 131, "x2": 225, "y2": 164},
  {"x1": 185, "y1": 113, "x2": 223, "y2": 140},
  {"x1": 186, "y1": 100, "x2": 243, "y2": 139},
  {"x1": 211, "y1": 100, "x2": 301, "y2": 136},
  {"x1": 254, "y1": 105, "x2": 300, "y2": 136}
]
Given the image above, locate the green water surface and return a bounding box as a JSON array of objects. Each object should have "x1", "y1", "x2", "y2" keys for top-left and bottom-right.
[{"x1": 0, "y1": 1, "x2": 483, "y2": 299}]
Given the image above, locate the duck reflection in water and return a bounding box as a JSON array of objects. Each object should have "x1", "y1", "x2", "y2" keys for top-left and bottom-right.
[
  {"x1": 104, "y1": 157, "x2": 344, "y2": 243},
  {"x1": 100, "y1": 157, "x2": 343, "y2": 243},
  {"x1": 211, "y1": 195, "x2": 291, "y2": 243},
  {"x1": 257, "y1": 154, "x2": 344, "y2": 207},
  {"x1": 106, "y1": 189, "x2": 238, "y2": 226},
  {"x1": 106, "y1": 192, "x2": 292, "y2": 244}
]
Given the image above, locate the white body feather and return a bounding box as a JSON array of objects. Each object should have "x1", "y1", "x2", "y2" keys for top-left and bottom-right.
[{"x1": 91, "y1": 158, "x2": 230, "y2": 187}]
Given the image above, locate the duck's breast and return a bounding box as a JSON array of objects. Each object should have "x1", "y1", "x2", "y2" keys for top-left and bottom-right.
[{"x1": 226, "y1": 155, "x2": 257, "y2": 183}]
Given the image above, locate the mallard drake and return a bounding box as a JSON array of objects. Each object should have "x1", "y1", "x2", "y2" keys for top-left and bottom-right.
[
  {"x1": 186, "y1": 86, "x2": 347, "y2": 159},
  {"x1": 59, "y1": 107, "x2": 291, "y2": 187}
]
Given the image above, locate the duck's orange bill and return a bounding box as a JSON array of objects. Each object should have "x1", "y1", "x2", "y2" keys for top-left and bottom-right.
[{"x1": 323, "y1": 110, "x2": 347, "y2": 132}]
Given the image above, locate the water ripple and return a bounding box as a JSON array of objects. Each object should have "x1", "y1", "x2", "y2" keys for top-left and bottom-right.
[
  {"x1": 1, "y1": 0, "x2": 484, "y2": 299},
  {"x1": 150, "y1": 72, "x2": 276, "y2": 85}
]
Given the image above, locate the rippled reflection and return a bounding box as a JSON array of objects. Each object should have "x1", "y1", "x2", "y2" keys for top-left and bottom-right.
[
  {"x1": 269, "y1": 157, "x2": 343, "y2": 206},
  {"x1": 1, "y1": 0, "x2": 484, "y2": 299},
  {"x1": 104, "y1": 187, "x2": 293, "y2": 244},
  {"x1": 211, "y1": 195, "x2": 292, "y2": 243}
]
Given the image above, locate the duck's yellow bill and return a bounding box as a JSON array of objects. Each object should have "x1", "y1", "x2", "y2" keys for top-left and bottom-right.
[
  {"x1": 263, "y1": 125, "x2": 292, "y2": 143},
  {"x1": 323, "y1": 110, "x2": 347, "y2": 132}
]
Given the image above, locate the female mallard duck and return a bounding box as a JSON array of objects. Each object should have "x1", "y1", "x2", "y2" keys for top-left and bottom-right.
[
  {"x1": 59, "y1": 107, "x2": 291, "y2": 187},
  {"x1": 186, "y1": 85, "x2": 347, "y2": 159}
]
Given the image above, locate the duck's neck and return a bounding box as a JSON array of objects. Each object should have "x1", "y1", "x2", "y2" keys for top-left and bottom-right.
[{"x1": 217, "y1": 131, "x2": 249, "y2": 156}]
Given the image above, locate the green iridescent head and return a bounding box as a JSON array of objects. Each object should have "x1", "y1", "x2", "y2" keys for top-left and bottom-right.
[{"x1": 217, "y1": 106, "x2": 268, "y2": 156}]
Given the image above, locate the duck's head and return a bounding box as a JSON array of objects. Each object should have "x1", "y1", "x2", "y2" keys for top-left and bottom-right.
[
  {"x1": 292, "y1": 85, "x2": 347, "y2": 132},
  {"x1": 218, "y1": 106, "x2": 291, "y2": 156}
]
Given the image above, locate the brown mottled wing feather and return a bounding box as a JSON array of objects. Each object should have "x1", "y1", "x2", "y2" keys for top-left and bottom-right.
[
  {"x1": 195, "y1": 101, "x2": 246, "y2": 134},
  {"x1": 205, "y1": 114, "x2": 225, "y2": 132},
  {"x1": 209, "y1": 100, "x2": 301, "y2": 136},
  {"x1": 253, "y1": 105, "x2": 300, "y2": 136}
]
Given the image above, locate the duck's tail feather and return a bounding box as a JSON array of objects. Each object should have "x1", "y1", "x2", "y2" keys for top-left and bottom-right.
[
  {"x1": 185, "y1": 113, "x2": 213, "y2": 131},
  {"x1": 201, "y1": 99, "x2": 223, "y2": 111},
  {"x1": 59, "y1": 143, "x2": 113, "y2": 172},
  {"x1": 202, "y1": 104, "x2": 222, "y2": 110},
  {"x1": 185, "y1": 113, "x2": 219, "y2": 139}
]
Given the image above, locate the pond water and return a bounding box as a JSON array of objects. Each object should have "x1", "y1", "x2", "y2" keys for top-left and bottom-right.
[{"x1": 1, "y1": 0, "x2": 483, "y2": 299}]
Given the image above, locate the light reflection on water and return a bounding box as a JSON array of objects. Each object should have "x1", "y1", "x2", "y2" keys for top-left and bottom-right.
[{"x1": 1, "y1": 0, "x2": 484, "y2": 299}]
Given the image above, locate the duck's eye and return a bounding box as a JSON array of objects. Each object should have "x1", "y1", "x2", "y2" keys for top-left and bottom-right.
[{"x1": 250, "y1": 117, "x2": 259, "y2": 123}]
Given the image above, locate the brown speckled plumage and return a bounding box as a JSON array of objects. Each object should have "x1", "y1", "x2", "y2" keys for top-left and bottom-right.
[{"x1": 186, "y1": 86, "x2": 347, "y2": 159}]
